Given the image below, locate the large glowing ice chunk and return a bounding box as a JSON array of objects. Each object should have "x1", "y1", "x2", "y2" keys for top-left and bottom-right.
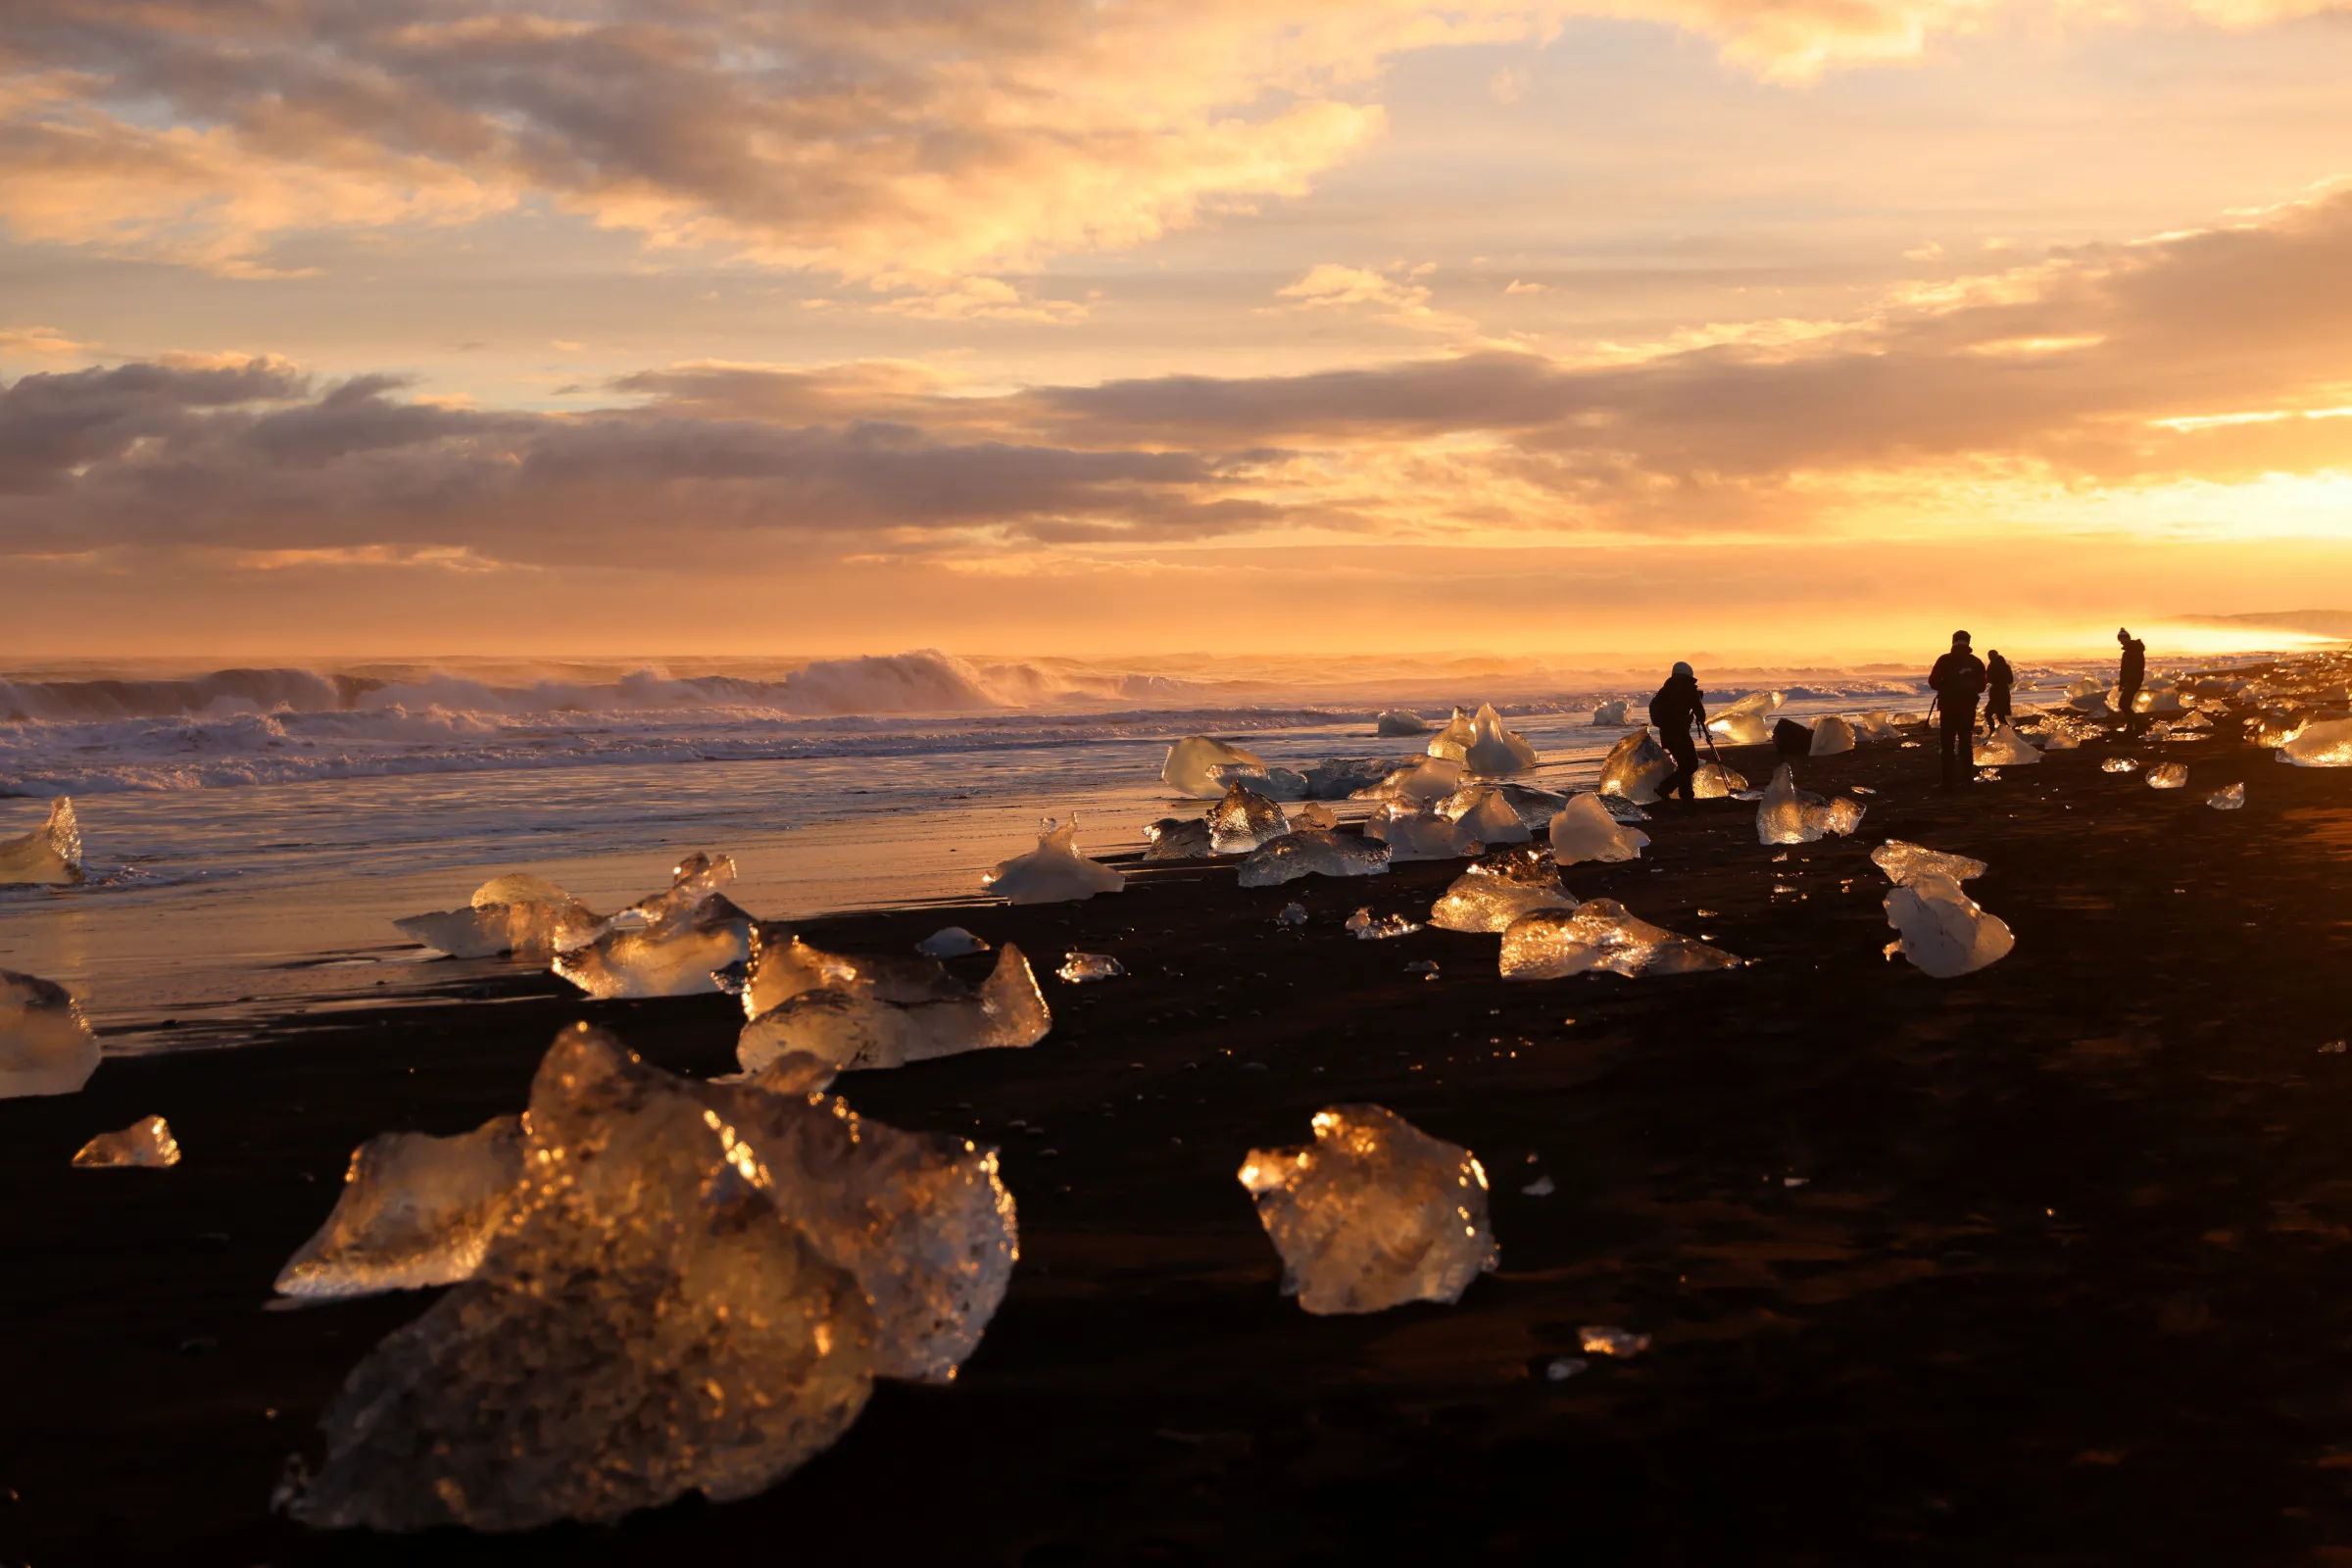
[
  {"x1": 1206, "y1": 782, "x2": 1292, "y2": 854},
  {"x1": 1974, "y1": 723, "x2": 2042, "y2": 766},
  {"x1": 0, "y1": 968, "x2": 99, "y2": 1099},
  {"x1": 2280, "y1": 717, "x2": 2352, "y2": 767},
  {"x1": 1884, "y1": 873, "x2": 2014, "y2": 978},
  {"x1": 1756, "y1": 763, "x2": 1821, "y2": 845},
  {"x1": 1871, "y1": 840, "x2": 1987, "y2": 887},
  {"x1": 2134, "y1": 682, "x2": 2186, "y2": 715},
  {"x1": 738, "y1": 947, "x2": 1051, "y2": 1075},
  {"x1": 1499, "y1": 902, "x2": 1741, "y2": 980},
  {"x1": 1597, "y1": 730, "x2": 1674, "y2": 803},
  {"x1": 1425, "y1": 710, "x2": 1477, "y2": 762},
  {"x1": 552, "y1": 858, "x2": 751, "y2": 1000},
  {"x1": 1442, "y1": 786, "x2": 1533, "y2": 846},
  {"x1": 1237, "y1": 828, "x2": 1393, "y2": 887},
  {"x1": 0, "y1": 797, "x2": 81, "y2": 886},
  {"x1": 1163, "y1": 736, "x2": 1266, "y2": 798},
  {"x1": 1355, "y1": 756, "x2": 1467, "y2": 808},
  {"x1": 1462, "y1": 703, "x2": 1540, "y2": 776},
  {"x1": 1809, "y1": 715, "x2": 1857, "y2": 757},
  {"x1": 275, "y1": 1117, "x2": 527, "y2": 1300},
  {"x1": 1365, "y1": 803, "x2": 1480, "y2": 861},
  {"x1": 1375, "y1": 710, "x2": 1431, "y2": 737},
  {"x1": 1547, "y1": 794, "x2": 1649, "y2": 866},
  {"x1": 1237, "y1": 1104, "x2": 1496, "y2": 1315},
  {"x1": 1708, "y1": 691, "x2": 1784, "y2": 746},
  {"x1": 1591, "y1": 700, "x2": 1632, "y2": 725},
  {"x1": 397, "y1": 873, "x2": 607, "y2": 960},
  {"x1": 1690, "y1": 760, "x2": 1747, "y2": 799},
  {"x1": 73, "y1": 1114, "x2": 180, "y2": 1167},
  {"x1": 985, "y1": 819, "x2": 1126, "y2": 905},
  {"x1": 740, "y1": 927, "x2": 965, "y2": 1023},
  {"x1": 1429, "y1": 849, "x2": 1579, "y2": 933}
]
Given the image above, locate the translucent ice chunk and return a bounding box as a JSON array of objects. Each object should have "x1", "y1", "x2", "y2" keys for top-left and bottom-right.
[
  {"x1": 1494, "y1": 782, "x2": 1570, "y2": 828},
  {"x1": 1690, "y1": 761, "x2": 1748, "y2": 799},
  {"x1": 1884, "y1": 873, "x2": 2014, "y2": 978},
  {"x1": 740, "y1": 928, "x2": 965, "y2": 1022},
  {"x1": 1812, "y1": 797, "x2": 1868, "y2": 838},
  {"x1": 2065, "y1": 676, "x2": 2104, "y2": 700},
  {"x1": 1442, "y1": 786, "x2": 1533, "y2": 846},
  {"x1": 1206, "y1": 782, "x2": 1292, "y2": 854},
  {"x1": 1365, "y1": 803, "x2": 1480, "y2": 861},
  {"x1": 2070, "y1": 688, "x2": 2114, "y2": 715},
  {"x1": 2134, "y1": 682, "x2": 2185, "y2": 715},
  {"x1": 1143, "y1": 816, "x2": 1213, "y2": 860},
  {"x1": 1591, "y1": 700, "x2": 1631, "y2": 725},
  {"x1": 1809, "y1": 715, "x2": 1857, "y2": 757},
  {"x1": 1498, "y1": 901, "x2": 1742, "y2": 980},
  {"x1": 1215, "y1": 762, "x2": 1308, "y2": 801},
  {"x1": 397, "y1": 873, "x2": 608, "y2": 960},
  {"x1": 1974, "y1": 723, "x2": 2042, "y2": 766},
  {"x1": 738, "y1": 947, "x2": 1051, "y2": 1074},
  {"x1": 2146, "y1": 761, "x2": 2188, "y2": 789},
  {"x1": 1871, "y1": 840, "x2": 1987, "y2": 887},
  {"x1": 2251, "y1": 712, "x2": 2306, "y2": 748},
  {"x1": 1236, "y1": 828, "x2": 1393, "y2": 887},
  {"x1": 2040, "y1": 725, "x2": 2081, "y2": 751},
  {"x1": 1375, "y1": 710, "x2": 1431, "y2": 737},
  {"x1": 1237, "y1": 1104, "x2": 1496, "y2": 1314},
  {"x1": 274, "y1": 1116, "x2": 527, "y2": 1300},
  {"x1": 1425, "y1": 709, "x2": 1477, "y2": 763},
  {"x1": 1597, "y1": 730, "x2": 1674, "y2": 803},
  {"x1": 1163, "y1": 735, "x2": 1267, "y2": 798},
  {"x1": 1755, "y1": 762, "x2": 1823, "y2": 845},
  {"x1": 1428, "y1": 849, "x2": 1580, "y2": 933},
  {"x1": 2207, "y1": 782, "x2": 2245, "y2": 810},
  {"x1": 915, "y1": 926, "x2": 990, "y2": 958},
  {"x1": 1547, "y1": 794, "x2": 1649, "y2": 866},
  {"x1": 1056, "y1": 952, "x2": 1125, "y2": 983},
  {"x1": 1277, "y1": 902, "x2": 1309, "y2": 926},
  {"x1": 1292, "y1": 802, "x2": 1338, "y2": 830},
  {"x1": 73, "y1": 1114, "x2": 180, "y2": 1167},
  {"x1": 1852, "y1": 710, "x2": 1901, "y2": 744},
  {"x1": 2102, "y1": 757, "x2": 2139, "y2": 774},
  {"x1": 553, "y1": 862, "x2": 752, "y2": 1000},
  {"x1": 1345, "y1": 907, "x2": 1421, "y2": 940},
  {"x1": 1354, "y1": 756, "x2": 1466, "y2": 807},
  {"x1": 1708, "y1": 691, "x2": 1784, "y2": 746},
  {"x1": 0, "y1": 797, "x2": 81, "y2": 886},
  {"x1": 1580, "y1": 1326, "x2": 1651, "y2": 1358},
  {"x1": 985, "y1": 818, "x2": 1126, "y2": 904},
  {"x1": 1462, "y1": 703, "x2": 1540, "y2": 776},
  {"x1": 0, "y1": 968, "x2": 99, "y2": 1099},
  {"x1": 1301, "y1": 758, "x2": 1402, "y2": 799},
  {"x1": 2280, "y1": 717, "x2": 2352, "y2": 766}
]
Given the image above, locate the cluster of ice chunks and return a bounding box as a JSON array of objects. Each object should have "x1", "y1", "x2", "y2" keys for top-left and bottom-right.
[
  {"x1": 1754, "y1": 764, "x2": 1864, "y2": 845},
  {"x1": 1809, "y1": 715, "x2": 1857, "y2": 757},
  {"x1": 1143, "y1": 816, "x2": 1213, "y2": 860},
  {"x1": 1375, "y1": 710, "x2": 1431, "y2": 737},
  {"x1": 1354, "y1": 755, "x2": 1465, "y2": 808},
  {"x1": 1884, "y1": 875, "x2": 2014, "y2": 978},
  {"x1": 1205, "y1": 782, "x2": 1292, "y2": 854},
  {"x1": 1237, "y1": 829, "x2": 1392, "y2": 888},
  {"x1": 1345, "y1": 908, "x2": 1421, "y2": 941},
  {"x1": 275, "y1": 1117, "x2": 527, "y2": 1300},
  {"x1": 1973, "y1": 723, "x2": 2042, "y2": 765},
  {"x1": 737, "y1": 930, "x2": 1051, "y2": 1075},
  {"x1": 1162, "y1": 736, "x2": 1266, "y2": 798},
  {"x1": 73, "y1": 1115, "x2": 180, "y2": 1167},
  {"x1": 0, "y1": 968, "x2": 99, "y2": 1099},
  {"x1": 553, "y1": 854, "x2": 752, "y2": 999},
  {"x1": 1708, "y1": 691, "x2": 1784, "y2": 746},
  {"x1": 2146, "y1": 761, "x2": 2189, "y2": 790},
  {"x1": 1439, "y1": 786, "x2": 1532, "y2": 845},
  {"x1": 1498, "y1": 902, "x2": 1741, "y2": 980},
  {"x1": 292, "y1": 1024, "x2": 1016, "y2": 1532},
  {"x1": 2280, "y1": 717, "x2": 2352, "y2": 767},
  {"x1": 1690, "y1": 760, "x2": 1748, "y2": 799},
  {"x1": 0, "y1": 797, "x2": 81, "y2": 886},
  {"x1": 1237, "y1": 1104, "x2": 1496, "y2": 1314},
  {"x1": 1597, "y1": 730, "x2": 1674, "y2": 803},
  {"x1": 1591, "y1": 700, "x2": 1632, "y2": 725},
  {"x1": 397, "y1": 872, "x2": 608, "y2": 960},
  {"x1": 2208, "y1": 782, "x2": 2246, "y2": 810},
  {"x1": 1547, "y1": 794, "x2": 1650, "y2": 866},
  {"x1": 985, "y1": 819, "x2": 1126, "y2": 905},
  {"x1": 1366, "y1": 803, "x2": 1483, "y2": 861},
  {"x1": 1428, "y1": 848, "x2": 1579, "y2": 933}
]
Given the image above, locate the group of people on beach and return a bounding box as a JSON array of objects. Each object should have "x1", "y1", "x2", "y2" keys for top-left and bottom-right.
[{"x1": 1644, "y1": 626, "x2": 2151, "y2": 798}]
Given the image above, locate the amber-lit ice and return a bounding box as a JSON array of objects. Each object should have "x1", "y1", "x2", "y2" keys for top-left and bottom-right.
[
  {"x1": 1853, "y1": 711, "x2": 1902, "y2": 745},
  {"x1": 1365, "y1": 803, "x2": 1480, "y2": 861},
  {"x1": 275, "y1": 1117, "x2": 527, "y2": 1300},
  {"x1": 915, "y1": 926, "x2": 989, "y2": 957},
  {"x1": 1498, "y1": 902, "x2": 1741, "y2": 979},
  {"x1": 985, "y1": 819, "x2": 1126, "y2": 904},
  {"x1": 73, "y1": 1114, "x2": 181, "y2": 1167},
  {"x1": 739, "y1": 945, "x2": 1051, "y2": 1074},
  {"x1": 2208, "y1": 782, "x2": 2246, "y2": 810},
  {"x1": 1690, "y1": 760, "x2": 1747, "y2": 799},
  {"x1": 1162, "y1": 735, "x2": 1266, "y2": 798},
  {"x1": 1974, "y1": 723, "x2": 2042, "y2": 766},
  {"x1": 1708, "y1": 691, "x2": 1783, "y2": 746},
  {"x1": 0, "y1": 968, "x2": 99, "y2": 1099},
  {"x1": 1884, "y1": 874, "x2": 2014, "y2": 978},
  {"x1": 1236, "y1": 828, "x2": 1391, "y2": 888},
  {"x1": 1205, "y1": 782, "x2": 1292, "y2": 854},
  {"x1": 1375, "y1": 710, "x2": 1431, "y2": 737},
  {"x1": 1461, "y1": 703, "x2": 1541, "y2": 776},
  {"x1": 1548, "y1": 793, "x2": 1650, "y2": 866},
  {"x1": 397, "y1": 872, "x2": 607, "y2": 959},
  {"x1": 1237, "y1": 1104, "x2": 1497, "y2": 1315},
  {"x1": 1143, "y1": 816, "x2": 1213, "y2": 859},
  {"x1": 553, "y1": 854, "x2": 752, "y2": 999},
  {"x1": 1871, "y1": 840, "x2": 1988, "y2": 887},
  {"x1": 1441, "y1": 786, "x2": 1533, "y2": 846},
  {"x1": 1591, "y1": 699, "x2": 1631, "y2": 725},
  {"x1": 1428, "y1": 849, "x2": 1579, "y2": 933},
  {"x1": 2279, "y1": 717, "x2": 2352, "y2": 767},
  {"x1": 1756, "y1": 764, "x2": 1864, "y2": 845},
  {"x1": 1809, "y1": 715, "x2": 1856, "y2": 757},
  {"x1": 2146, "y1": 761, "x2": 2189, "y2": 790},
  {"x1": 1597, "y1": 730, "x2": 1674, "y2": 803},
  {"x1": 0, "y1": 797, "x2": 82, "y2": 886},
  {"x1": 1056, "y1": 952, "x2": 1125, "y2": 983},
  {"x1": 1345, "y1": 907, "x2": 1422, "y2": 940}
]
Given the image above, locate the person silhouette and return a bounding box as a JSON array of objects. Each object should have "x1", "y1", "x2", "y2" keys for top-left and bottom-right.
[
  {"x1": 1984, "y1": 649, "x2": 2015, "y2": 734},
  {"x1": 1928, "y1": 631, "x2": 1987, "y2": 787},
  {"x1": 2116, "y1": 627, "x2": 2147, "y2": 736},
  {"x1": 1648, "y1": 662, "x2": 1709, "y2": 801}
]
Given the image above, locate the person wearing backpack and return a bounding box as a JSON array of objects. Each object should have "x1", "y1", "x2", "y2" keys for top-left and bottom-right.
[
  {"x1": 1647, "y1": 662, "x2": 1709, "y2": 801},
  {"x1": 1928, "y1": 631, "x2": 1987, "y2": 787},
  {"x1": 2116, "y1": 627, "x2": 2147, "y2": 736}
]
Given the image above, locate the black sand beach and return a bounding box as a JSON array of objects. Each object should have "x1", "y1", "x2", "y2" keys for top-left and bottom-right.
[{"x1": 7, "y1": 676, "x2": 2352, "y2": 1565}]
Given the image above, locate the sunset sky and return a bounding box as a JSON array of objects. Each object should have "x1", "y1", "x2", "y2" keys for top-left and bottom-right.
[{"x1": 3, "y1": 0, "x2": 2350, "y2": 660}]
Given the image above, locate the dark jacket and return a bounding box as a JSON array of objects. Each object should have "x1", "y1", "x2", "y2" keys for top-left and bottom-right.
[
  {"x1": 1986, "y1": 653, "x2": 2013, "y2": 693},
  {"x1": 2119, "y1": 639, "x2": 2146, "y2": 687},
  {"x1": 1930, "y1": 651, "x2": 1987, "y2": 711},
  {"x1": 1649, "y1": 673, "x2": 1705, "y2": 734}
]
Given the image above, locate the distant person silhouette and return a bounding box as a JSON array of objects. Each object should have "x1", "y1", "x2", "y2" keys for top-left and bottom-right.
[
  {"x1": 1648, "y1": 662, "x2": 1708, "y2": 802},
  {"x1": 2116, "y1": 626, "x2": 2147, "y2": 735},
  {"x1": 1928, "y1": 631, "x2": 1987, "y2": 787},
  {"x1": 1984, "y1": 649, "x2": 2015, "y2": 733}
]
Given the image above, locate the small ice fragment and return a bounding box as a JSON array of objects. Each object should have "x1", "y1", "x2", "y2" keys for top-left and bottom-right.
[
  {"x1": 1056, "y1": 952, "x2": 1125, "y2": 983},
  {"x1": 1872, "y1": 840, "x2": 1987, "y2": 887},
  {"x1": 1376, "y1": 710, "x2": 1431, "y2": 737},
  {"x1": 1205, "y1": 782, "x2": 1292, "y2": 854},
  {"x1": 1277, "y1": 902, "x2": 1309, "y2": 926},
  {"x1": 0, "y1": 797, "x2": 82, "y2": 886},
  {"x1": 1591, "y1": 700, "x2": 1631, "y2": 725},
  {"x1": 739, "y1": 946, "x2": 1052, "y2": 1074},
  {"x1": 1521, "y1": 1175, "x2": 1555, "y2": 1197},
  {"x1": 1441, "y1": 786, "x2": 1533, "y2": 846},
  {"x1": 274, "y1": 1116, "x2": 526, "y2": 1300},
  {"x1": 1690, "y1": 760, "x2": 1748, "y2": 799},
  {"x1": 1237, "y1": 1104, "x2": 1497, "y2": 1314},
  {"x1": 2323, "y1": 1040, "x2": 2347, "y2": 1054},
  {"x1": 2252, "y1": 711, "x2": 2309, "y2": 749},
  {"x1": 1404, "y1": 959, "x2": 1440, "y2": 977},
  {"x1": 2207, "y1": 783, "x2": 2245, "y2": 810},
  {"x1": 2278, "y1": 717, "x2": 2352, "y2": 765},
  {"x1": 1809, "y1": 715, "x2": 1857, "y2": 757},
  {"x1": 1237, "y1": 828, "x2": 1392, "y2": 887},
  {"x1": 1163, "y1": 736, "x2": 1266, "y2": 798},
  {"x1": 1293, "y1": 802, "x2": 1338, "y2": 830},
  {"x1": 1976, "y1": 767, "x2": 2002, "y2": 782},
  {"x1": 1429, "y1": 848, "x2": 1579, "y2": 933},
  {"x1": 0, "y1": 968, "x2": 99, "y2": 1099},
  {"x1": 1345, "y1": 907, "x2": 1421, "y2": 941},
  {"x1": 915, "y1": 926, "x2": 990, "y2": 957},
  {"x1": 1597, "y1": 730, "x2": 1674, "y2": 804},
  {"x1": 1783, "y1": 1176, "x2": 1809, "y2": 1188},
  {"x1": 1143, "y1": 816, "x2": 1213, "y2": 860},
  {"x1": 1884, "y1": 873, "x2": 2014, "y2": 978},
  {"x1": 985, "y1": 818, "x2": 1126, "y2": 905},
  {"x1": 1755, "y1": 762, "x2": 1822, "y2": 846},
  {"x1": 1499, "y1": 902, "x2": 1742, "y2": 979},
  {"x1": 1579, "y1": 1326, "x2": 1650, "y2": 1357},
  {"x1": 1462, "y1": 703, "x2": 1541, "y2": 776},
  {"x1": 2102, "y1": 757, "x2": 2139, "y2": 774},
  {"x1": 1974, "y1": 723, "x2": 2042, "y2": 765},
  {"x1": 2146, "y1": 761, "x2": 2189, "y2": 790},
  {"x1": 73, "y1": 1114, "x2": 181, "y2": 1168},
  {"x1": 1851, "y1": 785, "x2": 1877, "y2": 795},
  {"x1": 1545, "y1": 1356, "x2": 1588, "y2": 1381},
  {"x1": 1548, "y1": 794, "x2": 1650, "y2": 866},
  {"x1": 1366, "y1": 803, "x2": 1480, "y2": 861}
]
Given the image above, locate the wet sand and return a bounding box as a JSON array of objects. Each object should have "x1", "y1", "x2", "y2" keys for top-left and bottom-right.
[{"x1": 7, "y1": 681, "x2": 2352, "y2": 1565}]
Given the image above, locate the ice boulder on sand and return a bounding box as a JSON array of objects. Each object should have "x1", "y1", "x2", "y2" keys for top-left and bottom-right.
[
  {"x1": 1591, "y1": 700, "x2": 1632, "y2": 726},
  {"x1": 2208, "y1": 782, "x2": 2246, "y2": 810},
  {"x1": 2279, "y1": 717, "x2": 2352, "y2": 767},
  {"x1": 1884, "y1": 875, "x2": 2014, "y2": 978},
  {"x1": 73, "y1": 1115, "x2": 180, "y2": 1167},
  {"x1": 275, "y1": 1116, "x2": 527, "y2": 1300},
  {"x1": 1597, "y1": 730, "x2": 1674, "y2": 803},
  {"x1": 1205, "y1": 782, "x2": 1291, "y2": 854},
  {"x1": 2147, "y1": 761, "x2": 2189, "y2": 790},
  {"x1": 0, "y1": 797, "x2": 81, "y2": 886},
  {"x1": 1755, "y1": 764, "x2": 1864, "y2": 845},
  {"x1": 1237, "y1": 1105, "x2": 1496, "y2": 1315},
  {"x1": 985, "y1": 819, "x2": 1125, "y2": 905},
  {"x1": 1424, "y1": 710, "x2": 1477, "y2": 762},
  {"x1": 1852, "y1": 711, "x2": 1901, "y2": 745},
  {"x1": 1366, "y1": 803, "x2": 1481, "y2": 861},
  {"x1": 1375, "y1": 710, "x2": 1431, "y2": 737},
  {"x1": 1708, "y1": 691, "x2": 1784, "y2": 746},
  {"x1": 1353, "y1": 756, "x2": 1465, "y2": 808},
  {"x1": 1440, "y1": 786, "x2": 1532, "y2": 846},
  {"x1": 1974, "y1": 723, "x2": 2042, "y2": 766},
  {"x1": 1809, "y1": 715, "x2": 1857, "y2": 757},
  {"x1": 553, "y1": 854, "x2": 752, "y2": 1000},
  {"x1": 915, "y1": 926, "x2": 989, "y2": 958},
  {"x1": 738, "y1": 947, "x2": 1051, "y2": 1075},
  {"x1": 1143, "y1": 816, "x2": 1213, "y2": 860},
  {"x1": 739, "y1": 927, "x2": 967, "y2": 1023},
  {"x1": 1299, "y1": 759, "x2": 1396, "y2": 799},
  {"x1": 1690, "y1": 760, "x2": 1747, "y2": 799},
  {"x1": 1499, "y1": 902, "x2": 1741, "y2": 980},
  {"x1": 1547, "y1": 794, "x2": 1649, "y2": 866},
  {"x1": 1237, "y1": 829, "x2": 1392, "y2": 888},
  {"x1": 397, "y1": 873, "x2": 607, "y2": 960},
  {"x1": 1292, "y1": 801, "x2": 1338, "y2": 829},
  {"x1": 1871, "y1": 840, "x2": 1987, "y2": 887},
  {"x1": 1461, "y1": 703, "x2": 1540, "y2": 776},
  {"x1": 1162, "y1": 736, "x2": 1266, "y2": 798},
  {"x1": 1428, "y1": 848, "x2": 1579, "y2": 933},
  {"x1": 0, "y1": 968, "x2": 99, "y2": 1099}
]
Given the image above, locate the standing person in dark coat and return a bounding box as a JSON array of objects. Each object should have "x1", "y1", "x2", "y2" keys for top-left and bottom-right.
[
  {"x1": 1648, "y1": 662, "x2": 1708, "y2": 802},
  {"x1": 2116, "y1": 627, "x2": 2147, "y2": 736},
  {"x1": 1984, "y1": 649, "x2": 2015, "y2": 733},
  {"x1": 1928, "y1": 631, "x2": 1987, "y2": 787}
]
